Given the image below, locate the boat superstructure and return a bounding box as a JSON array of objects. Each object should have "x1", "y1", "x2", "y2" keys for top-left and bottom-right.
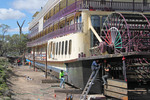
[{"x1": 26, "y1": 0, "x2": 150, "y2": 99}]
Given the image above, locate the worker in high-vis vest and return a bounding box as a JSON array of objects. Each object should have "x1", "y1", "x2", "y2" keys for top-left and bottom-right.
[{"x1": 59, "y1": 70, "x2": 65, "y2": 88}]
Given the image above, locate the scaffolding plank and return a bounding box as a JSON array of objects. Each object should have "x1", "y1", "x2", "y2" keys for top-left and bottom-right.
[
  {"x1": 104, "y1": 90, "x2": 127, "y2": 99},
  {"x1": 105, "y1": 85, "x2": 127, "y2": 94},
  {"x1": 106, "y1": 79, "x2": 127, "y2": 88},
  {"x1": 42, "y1": 79, "x2": 60, "y2": 83},
  {"x1": 104, "y1": 79, "x2": 128, "y2": 99},
  {"x1": 54, "y1": 89, "x2": 82, "y2": 94}
]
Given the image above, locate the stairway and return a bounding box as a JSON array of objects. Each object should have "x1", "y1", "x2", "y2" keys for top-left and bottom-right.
[{"x1": 80, "y1": 66, "x2": 100, "y2": 100}]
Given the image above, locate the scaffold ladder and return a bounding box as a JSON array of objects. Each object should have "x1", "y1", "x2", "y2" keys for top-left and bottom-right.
[{"x1": 80, "y1": 66, "x2": 100, "y2": 100}]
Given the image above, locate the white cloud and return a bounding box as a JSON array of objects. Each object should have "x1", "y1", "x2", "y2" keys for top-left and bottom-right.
[
  {"x1": 0, "y1": 8, "x2": 25, "y2": 20},
  {"x1": 13, "y1": 0, "x2": 49, "y2": 13},
  {"x1": 8, "y1": 26, "x2": 28, "y2": 33}
]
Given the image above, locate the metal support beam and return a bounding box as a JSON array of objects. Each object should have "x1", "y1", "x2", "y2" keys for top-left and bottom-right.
[
  {"x1": 45, "y1": 44, "x2": 48, "y2": 78},
  {"x1": 33, "y1": 47, "x2": 35, "y2": 71},
  {"x1": 122, "y1": 56, "x2": 127, "y2": 81}
]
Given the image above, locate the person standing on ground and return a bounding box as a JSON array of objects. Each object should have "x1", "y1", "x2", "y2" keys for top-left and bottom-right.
[
  {"x1": 59, "y1": 70, "x2": 65, "y2": 88},
  {"x1": 17, "y1": 59, "x2": 20, "y2": 66},
  {"x1": 29, "y1": 61, "x2": 31, "y2": 68},
  {"x1": 102, "y1": 64, "x2": 111, "y2": 85},
  {"x1": 91, "y1": 60, "x2": 101, "y2": 78}
]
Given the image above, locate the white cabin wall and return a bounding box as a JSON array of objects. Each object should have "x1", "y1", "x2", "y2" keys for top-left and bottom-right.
[
  {"x1": 39, "y1": 17, "x2": 44, "y2": 32},
  {"x1": 47, "y1": 33, "x2": 84, "y2": 61},
  {"x1": 29, "y1": 0, "x2": 60, "y2": 30}
]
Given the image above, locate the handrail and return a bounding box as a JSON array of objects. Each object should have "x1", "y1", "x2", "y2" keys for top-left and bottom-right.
[
  {"x1": 27, "y1": 23, "x2": 82, "y2": 47},
  {"x1": 86, "y1": 1, "x2": 150, "y2": 11},
  {"x1": 43, "y1": 1, "x2": 82, "y2": 29},
  {"x1": 28, "y1": 1, "x2": 82, "y2": 39},
  {"x1": 28, "y1": 1, "x2": 150, "y2": 39}
]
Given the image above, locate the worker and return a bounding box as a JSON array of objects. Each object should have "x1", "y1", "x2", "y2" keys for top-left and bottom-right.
[
  {"x1": 91, "y1": 60, "x2": 101, "y2": 78},
  {"x1": 102, "y1": 64, "x2": 112, "y2": 85},
  {"x1": 29, "y1": 61, "x2": 31, "y2": 69},
  {"x1": 17, "y1": 59, "x2": 20, "y2": 66},
  {"x1": 59, "y1": 70, "x2": 65, "y2": 88}
]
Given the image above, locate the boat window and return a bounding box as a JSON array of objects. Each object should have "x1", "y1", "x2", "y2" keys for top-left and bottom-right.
[
  {"x1": 49, "y1": 42, "x2": 53, "y2": 58},
  {"x1": 91, "y1": 15, "x2": 100, "y2": 33},
  {"x1": 56, "y1": 42, "x2": 58, "y2": 55},
  {"x1": 59, "y1": 42, "x2": 61, "y2": 55},
  {"x1": 62, "y1": 41, "x2": 64, "y2": 55},
  {"x1": 102, "y1": 16, "x2": 107, "y2": 24},
  {"x1": 79, "y1": 14, "x2": 82, "y2": 23},
  {"x1": 143, "y1": 0, "x2": 147, "y2": 6},
  {"x1": 91, "y1": 15, "x2": 100, "y2": 47},
  {"x1": 53, "y1": 43, "x2": 55, "y2": 56},
  {"x1": 60, "y1": 0, "x2": 66, "y2": 10},
  {"x1": 48, "y1": 42, "x2": 51, "y2": 58},
  {"x1": 70, "y1": 19, "x2": 74, "y2": 25},
  {"x1": 76, "y1": 16, "x2": 78, "y2": 23},
  {"x1": 68, "y1": 0, "x2": 75, "y2": 6},
  {"x1": 69, "y1": 40, "x2": 72, "y2": 55},
  {"x1": 65, "y1": 41, "x2": 68, "y2": 55},
  {"x1": 101, "y1": 0, "x2": 106, "y2": 4}
]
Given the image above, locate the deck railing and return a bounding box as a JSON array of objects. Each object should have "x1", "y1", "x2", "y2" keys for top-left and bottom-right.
[
  {"x1": 28, "y1": 1, "x2": 150, "y2": 39},
  {"x1": 43, "y1": 1, "x2": 82, "y2": 29},
  {"x1": 25, "y1": 53, "x2": 46, "y2": 61},
  {"x1": 44, "y1": 1, "x2": 150, "y2": 29},
  {"x1": 87, "y1": 1, "x2": 150, "y2": 11},
  {"x1": 27, "y1": 23, "x2": 82, "y2": 47},
  {"x1": 28, "y1": 28, "x2": 39, "y2": 38}
]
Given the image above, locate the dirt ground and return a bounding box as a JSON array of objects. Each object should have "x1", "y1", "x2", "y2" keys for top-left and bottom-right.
[{"x1": 8, "y1": 65, "x2": 80, "y2": 100}]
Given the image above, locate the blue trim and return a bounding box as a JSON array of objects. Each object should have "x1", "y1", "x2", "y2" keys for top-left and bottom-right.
[{"x1": 26, "y1": 59, "x2": 66, "y2": 73}]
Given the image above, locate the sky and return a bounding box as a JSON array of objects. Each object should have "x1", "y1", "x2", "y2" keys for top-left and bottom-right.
[{"x1": 0, "y1": 0, "x2": 49, "y2": 35}]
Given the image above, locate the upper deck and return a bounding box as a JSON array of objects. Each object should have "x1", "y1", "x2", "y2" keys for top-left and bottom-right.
[{"x1": 28, "y1": 0, "x2": 150, "y2": 47}]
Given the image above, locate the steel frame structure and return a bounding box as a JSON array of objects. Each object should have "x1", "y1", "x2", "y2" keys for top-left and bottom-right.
[
  {"x1": 101, "y1": 12, "x2": 150, "y2": 54},
  {"x1": 100, "y1": 12, "x2": 150, "y2": 83}
]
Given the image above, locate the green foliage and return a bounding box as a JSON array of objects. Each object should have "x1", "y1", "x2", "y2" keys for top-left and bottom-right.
[
  {"x1": 0, "y1": 34, "x2": 28, "y2": 56},
  {"x1": 0, "y1": 23, "x2": 28, "y2": 56},
  {"x1": 0, "y1": 58, "x2": 10, "y2": 96}
]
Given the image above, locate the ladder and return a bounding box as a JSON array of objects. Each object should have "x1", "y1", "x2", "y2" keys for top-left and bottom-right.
[{"x1": 80, "y1": 66, "x2": 100, "y2": 100}]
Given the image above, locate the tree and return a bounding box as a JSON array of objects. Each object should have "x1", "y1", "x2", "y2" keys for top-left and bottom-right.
[
  {"x1": 0, "y1": 24, "x2": 10, "y2": 56},
  {"x1": 0, "y1": 24, "x2": 10, "y2": 41},
  {"x1": 5, "y1": 34, "x2": 28, "y2": 56},
  {"x1": 0, "y1": 23, "x2": 28, "y2": 57},
  {"x1": 0, "y1": 34, "x2": 28, "y2": 56}
]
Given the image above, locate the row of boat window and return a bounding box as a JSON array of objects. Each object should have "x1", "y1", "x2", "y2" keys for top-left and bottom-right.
[
  {"x1": 44, "y1": 0, "x2": 80, "y2": 21},
  {"x1": 29, "y1": 14, "x2": 82, "y2": 41},
  {"x1": 48, "y1": 40, "x2": 72, "y2": 58},
  {"x1": 43, "y1": 14, "x2": 82, "y2": 35}
]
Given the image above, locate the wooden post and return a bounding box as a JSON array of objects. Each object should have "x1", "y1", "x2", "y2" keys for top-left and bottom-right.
[
  {"x1": 41, "y1": 46, "x2": 42, "y2": 60},
  {"x1": 45, "y1": 44, "x2": 48, "y2": 78},
  {"x1": 23, "y1": 50, "x2": 25, "y2": 66},
  {"x1": 33, "y1": 47, "x2": 35, "y2": 71}
]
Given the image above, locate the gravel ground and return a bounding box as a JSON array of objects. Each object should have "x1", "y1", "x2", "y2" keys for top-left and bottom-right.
[{"x1": 8, "y1": 65, "x2": 80, "y2": 100}]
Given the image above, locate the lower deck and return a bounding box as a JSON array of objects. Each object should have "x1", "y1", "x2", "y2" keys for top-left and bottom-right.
[{"x1": 26, "y1": 51, "x2": 150, "y2": 99}]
